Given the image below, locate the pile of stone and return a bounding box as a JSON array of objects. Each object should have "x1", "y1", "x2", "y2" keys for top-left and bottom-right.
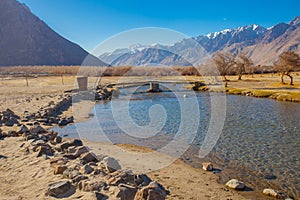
[
  {"x1": 0, "y1": 109, "x2": 20, "y2": 127},
  {"x1": 20, "y1": 95, "x2": 73, "y2": 127},
  {"x1": 15, "y1": 129, "x2": 167, "y2": 199},
  {"x1": 95, "y1": 85, "x2": 116, "y2": 101}
]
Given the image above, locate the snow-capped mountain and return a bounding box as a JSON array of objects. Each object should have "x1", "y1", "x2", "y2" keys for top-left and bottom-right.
[{"x1": 99, "y1": 16, "x2": 300, "y2": 66}]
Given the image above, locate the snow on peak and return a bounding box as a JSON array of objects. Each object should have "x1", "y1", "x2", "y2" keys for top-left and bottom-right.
[
  {"x1": 206, "y1": 29, "x2": 232, "y2": 39},
  {"x1": 252, "y1": 24, "x2": 259, "y2": 30}
]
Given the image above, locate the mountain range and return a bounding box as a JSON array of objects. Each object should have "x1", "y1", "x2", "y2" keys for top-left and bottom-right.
[
  {"x1": 0, "y1": 0, "x2": 106, "y2": 66},
  {"x1": 0, "y1": 0, "x2": 299, "y2": 67},
  {"x1": 100, "y1": 16, "x2": 300, "y2": 66}
]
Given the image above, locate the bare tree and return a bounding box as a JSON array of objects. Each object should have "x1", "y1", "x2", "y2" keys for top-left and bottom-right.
[
  {"x1": 235, "y1": 53, "x2": 253, "y2": 80},
  {"x1": 213, "y1": 52, "x2": 235, "y2": 81},
  {"x1": 274, "y1": 51, "x2": 300, "y2": 85}
]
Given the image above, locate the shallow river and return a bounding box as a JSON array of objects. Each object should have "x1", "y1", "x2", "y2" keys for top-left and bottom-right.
[{"x1": 53, "y1": 85, "x2": 300, "y2": 198}]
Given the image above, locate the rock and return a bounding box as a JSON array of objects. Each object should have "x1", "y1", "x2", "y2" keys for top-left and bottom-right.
[
  {"x1": 134, "y1": 181, "x2": 167, "y2": 200},
  {"x1": 92, "y1": 192, "x2": 108, "y2": 200},
  {"x1": 73, "y1": 146, "x2": 89, "y2": 158},
  {"x1": 30, "y1": 125, "x2": 46, "y2": 134},
  {"x1": 5, "y1": 117, "x2": 19, "y2": 126},
  {"x1": 100, "y1": 157, "x2": 121, "y2": 173},
  {"x1": 17, "y1": 125, "x2": 29, "y2": 134},
  {"x1": 264, "y1": 174, "x2": 277, "y2": 180},
  {"x1": 54, "y1": 136, "x2": 62, "y2": 143},
  {"x1": 263, "y1": 189, "x2": 280, "y2": 198},
  {"x1": 54, "y1": 165, "x2": 67, "y2": 175},
  {"x1": 59, "y1": 119, "x2": 68, "y2": 126},
  {"x1": 78, "y1": 179, "x2": 107, "y2": 192},
  {"x1": 69, "y1": 139, "x2": 83, "y2": 147},
  {"x1": 7, "y1": 131, "x2": 18, "y2": 137},
  {"x1": 106, "y1": 170, "x2": 136, "y2": 186},
  {"x1": 45, "y1": 180, "x2": 72, "y2": 197},
  {"x1": 72, "y1": 175, "x2": 89, "y2": 186},
  {"x1": 116, "y1": 184, "x2": 138, "y2": 200},
  {"x1": 63, "y1": 169, "x2": 81, "y2": 179},
  {"x1": 202, "y1": 162, "x2": 213, "y2": 171},
  {"x1": 36, "y1": 145, "x2": 53, "y2": 157},
  {"x1": 59, "y1": 142, "x2": 71, "y2": 152},
  {"x1": 225, "y1": 179, "x2": 246, "y2": 191},
  {"x1": 135, "y1": 174, "x2": 152, "y2": 187},
  {"x1": 81, "y1": 152, "x2": 98, "y2": 163},
  {"x1": 50, "y1": 157, "x2": 68, "y2": 167},
  {"x1": 81, "y1": 164, "x2": 94, "y2": 174},
  {"x1": 68, "y1": 146, "x2": 77, "y2": 154}
]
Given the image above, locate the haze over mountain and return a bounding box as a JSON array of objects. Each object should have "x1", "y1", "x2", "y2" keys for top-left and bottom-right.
[
  {"x1": 0, "y1": 0, "x2": 106, "y2": 66},
  {"x1": 100, "y1": 16, "x2": 300, "y2": 66}
]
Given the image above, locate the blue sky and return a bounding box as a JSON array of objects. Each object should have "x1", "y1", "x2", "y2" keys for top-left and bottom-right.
[{"x1": 18, "y1": 0, "x2": 299, "y2": 53}]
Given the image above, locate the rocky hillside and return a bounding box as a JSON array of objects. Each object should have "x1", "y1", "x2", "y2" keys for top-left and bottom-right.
[
  {"x1": 0, "y1": 0, "x2": 105, "y2": 66},
  {"x1": 100, "y1": 16, "x2": 300, "y2": 66}
]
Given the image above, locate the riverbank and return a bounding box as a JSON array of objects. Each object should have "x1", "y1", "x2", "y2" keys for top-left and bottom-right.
[{"x1": 0, "y1": 75, "x2": 297, "y2": 199}]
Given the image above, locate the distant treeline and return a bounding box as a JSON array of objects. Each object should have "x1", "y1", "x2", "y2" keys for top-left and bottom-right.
[{"x1": 0, "y1": 64, "x2": 293, "y2": 77}]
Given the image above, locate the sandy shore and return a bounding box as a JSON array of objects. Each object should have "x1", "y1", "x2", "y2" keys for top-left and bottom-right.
[{"x1": 0, "y1": 75, "x2": 295, "y2": 199}]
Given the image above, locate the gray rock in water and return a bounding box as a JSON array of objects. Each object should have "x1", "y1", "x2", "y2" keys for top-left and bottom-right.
[
  {"x1": 100, "y1": 157, "x2": 121, "y2": 173},
  {"x1": 45, "y1": 180, "x2": 72, "y2": 197},
  {"x1": 226, "y1": 179, "x2": 246, "y2": 191},
  {"x1": 134, "y1": 181, "x2": 167, "y2": 200},
  {"x1": 202, "y1": 162, "x2": 213, "y2": 171},
  {"x1": 263, "y1": 188, "x2": 280, "y2": 198}
]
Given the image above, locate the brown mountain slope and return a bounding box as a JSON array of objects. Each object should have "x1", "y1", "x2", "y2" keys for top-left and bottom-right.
[{"x1": 0, "y1": 0, "x2": 105, "y2": 66}]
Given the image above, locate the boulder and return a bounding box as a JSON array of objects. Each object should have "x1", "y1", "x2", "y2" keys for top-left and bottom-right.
[
  {"x1": 45, "y1": 180, "x2": 72, "y2": 197},
  {"x1": 116, "y1": 184, "x2": 138, "y2": 200},
  {"x1": 134, "y1": 182, "x2": 166, "y2": 200},
  {"x1": 54, "y1": 165, "x2": 67, "y2": 175},
  {"x1": 100, "y1": 157, "x2": 121, "y2": 173},
  {"x1": 225, "y1": 179, "x2": 246, "y2": 191},
  {"x1": 202, "y1": 162, "x2": 213, "y2": 171},
  {"x1": 263, "y1": 189, "x2": 280, "y2": 198}
]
